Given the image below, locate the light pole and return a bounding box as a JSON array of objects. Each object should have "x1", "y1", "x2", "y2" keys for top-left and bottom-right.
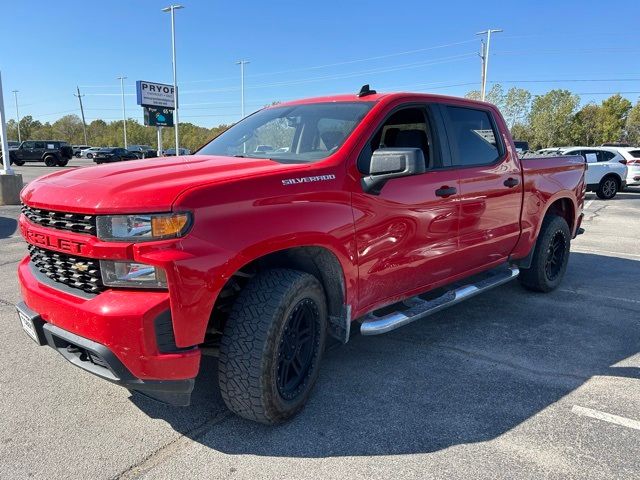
[
  {"x1": 162, "y1": 4, "x2": 183, "y2": 154},
  {"x1": 0, "y1": 73, "x2": 14, "y2": 175},
  {"x1": 117, "y1": 75, "x2": 128, "y2": 148},
  {"x1": 11, "y1": 90, "x2": 20, "y2": 142},
  {"x1": 476, "y1": 29, "x2": 502, "y2": 101},
  {"x1": 236, "y1": 60, "x2": 250, "y2": 118}
]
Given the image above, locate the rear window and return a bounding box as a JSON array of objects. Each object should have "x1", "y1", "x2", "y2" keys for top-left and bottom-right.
[
  {"x1": 445, "y1": 106, "x2": 503, "y2": 166},
  {"x1": 628, "y1": 149, "x2": 640, "y2": 158}
]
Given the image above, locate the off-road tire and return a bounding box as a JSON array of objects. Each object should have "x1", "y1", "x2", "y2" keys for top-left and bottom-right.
[
  {"x1": 43, "y1": 155, "x2": 57, "y2": 167},
  {"x1": 57, "y1": 158, "x2": 69, "y2": 167},
  {"x1": 596, "y1": 175, "x2": 618, "y2": 199},
  {"x1": 11, "y1": 159, "x2": 25, "y2": 166},
  {"x1": 518, "y1": 215, "x2": 571, "y2": 293},
  {"x1": 218, "y1": 268, "x2": 327, "y2": 424}
]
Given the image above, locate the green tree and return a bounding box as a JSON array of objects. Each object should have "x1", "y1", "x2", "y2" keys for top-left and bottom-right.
[
  {"x1": 52, "y1": 115, "x2": 84, "y2": 144},
  {"x1": 597, "y1": 94, "x2": 632, "y2": 144},
  {"x1": 17, "y1": 115, "x2": 43, "y2": 140},
  {"x1": 465, "y1": 84, "x2": 505, "y2": 109},
  {"x1": 626, "y1": 102, "x2": 640, "y2": 146},
  {"x1": 510, "y1": 123, "x2": 533, "y2": 143},
  {"x1": 502, "y1": 87, "x2": 532, "y2": 128},
  {"x1": 571, "y1": 104, "x2": 601, "y2": 146},
  {"x1": 529, "y1": 90, "x2": 579, "y2": 148}
]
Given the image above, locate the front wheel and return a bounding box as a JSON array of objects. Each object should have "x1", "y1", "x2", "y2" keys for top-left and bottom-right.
[
  {"x1": 11, "y1": 159, "x2": 25, "y2": 166},
  {"x1": 218, "y1": 269, "x2": 327, "y2": 424},
  {"x1": 596, "y1": 176, "x2": 618, "y2": 199},
  {"x1": 518, "y1": 215, "x2": 571, "y2": 293}
]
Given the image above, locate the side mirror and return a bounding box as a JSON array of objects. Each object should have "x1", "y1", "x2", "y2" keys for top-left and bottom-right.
[{"x1": 361, "y1": 148, "x2": 426, "y2": 194}]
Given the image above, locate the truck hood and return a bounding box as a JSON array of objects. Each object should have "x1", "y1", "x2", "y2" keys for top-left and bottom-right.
[{"x1": 21, "y1": 155, "x2": 293, "y2": 213}]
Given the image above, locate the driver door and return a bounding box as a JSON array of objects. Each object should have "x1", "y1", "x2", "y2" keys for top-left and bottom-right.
[{"x1": 352, "y1": 105, "x2": 461, "y2": 312}]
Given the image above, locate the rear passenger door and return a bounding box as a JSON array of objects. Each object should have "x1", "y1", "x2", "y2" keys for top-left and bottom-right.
[
  {"x1": 32, "y1": 141, "x2": 46, "y2": 161},
  {"x1": 441, "y1": 104, "x2": 522, "y2": 274}
]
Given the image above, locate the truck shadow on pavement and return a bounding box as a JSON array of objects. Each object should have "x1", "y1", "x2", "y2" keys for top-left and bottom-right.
[
  {"x1": 131, "y1": 252, "x2": 639, "y2": 457},
  {"x1": 0, "y1": 216, "x2": 18, "y2": 239}
]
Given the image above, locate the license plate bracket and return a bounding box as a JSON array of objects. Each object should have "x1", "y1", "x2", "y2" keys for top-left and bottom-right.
[{"x1": 16, "y1": 302, "x2": 46, "y2": 346}]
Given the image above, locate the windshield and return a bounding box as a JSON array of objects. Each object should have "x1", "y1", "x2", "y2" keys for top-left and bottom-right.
[{"x1": 197, "y1": 102, "x2": 374, "y2": 163}]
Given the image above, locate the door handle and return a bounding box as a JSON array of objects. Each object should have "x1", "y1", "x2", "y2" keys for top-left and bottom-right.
[
  {"x1": 435, "y1": 186, "x2": 457, "y2": 197},
  {"x1": 504, "y1": 177, "x2": 520, "y2": 188}
]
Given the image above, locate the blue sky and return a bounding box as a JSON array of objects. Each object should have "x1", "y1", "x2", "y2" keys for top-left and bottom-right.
[{"x1": 2, "y1": 0, "x2": 639, "y2": 128}]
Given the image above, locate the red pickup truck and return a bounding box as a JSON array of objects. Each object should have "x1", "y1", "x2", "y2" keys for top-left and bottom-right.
[{"x1": 16, "y1": 87, "x2": 585, "y2": 424}]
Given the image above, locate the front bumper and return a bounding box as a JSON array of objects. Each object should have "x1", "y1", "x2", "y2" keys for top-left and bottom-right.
[{"x1": 18, "y1": 257, "x2": 201, "y2": 405}]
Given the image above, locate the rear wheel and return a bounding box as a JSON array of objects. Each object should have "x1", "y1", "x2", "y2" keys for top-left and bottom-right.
[
  {"x1": 87, "y1": 153, "x2": 93, "y2": 159},
  {"x1": 518, "y1": 215, "x2": 571, "y2": 293},
  {"x1": 44, "y1": 155, "x2": 57, "y2": 167},
  {"x1": 57, "y1": 158, "x2": 69, "y2": 167},
  {"x1": 596, "y1": 176, "x2": 618, "y2": 199},
  {"x1": 218, "y1": 269, "x2": 327, "y2": 424}
]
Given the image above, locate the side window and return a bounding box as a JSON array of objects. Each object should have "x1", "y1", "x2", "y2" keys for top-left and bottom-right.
[
  {"x1": 358, "y1": 106, "x2": 433, "y2": 174},
  {"x1": 34, "y1": 141, "x2": 45, "y2": 149},
  {"x1": 598, "y1": 151, "x2": 615, "y2": 162},
  {"x1": 445, "y1": 106, "x2": 502, "y2": 166},
  {"x1": 23, "y1": 141, "x2": 35, "y2": 149}
]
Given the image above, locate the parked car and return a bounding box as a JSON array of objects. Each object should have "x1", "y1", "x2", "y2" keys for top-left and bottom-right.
[
  {"x1": 535, "y1": 147, "x2": 564, "y2": 155},
  {"x1": 93, "y1": 147, "x2": 139, "y2": 164},
  {"x1": 164, "y1": 147, "x2": 191, "y2": 156},
  {"x1": 615, "y1": 147, "x2": 640, "y2": 188},
  {"x1": 7, "y1": 140, "x2": 73, "y2": 166},
  {"x1": 17, "y1": 89, "x2": 585, "y2": 424},
  {"x1": 127, "y1": 145, "x2": 157, "y2": 159},
  {"x1": 72, "y1": 145, "x2": 91, "y2": 157},
  {"x1": 560, "y1": 146, "x2": 627, "y2": 199},
  {"x1": 80, "y1": 147, "x2": 102, "y2": 159}
]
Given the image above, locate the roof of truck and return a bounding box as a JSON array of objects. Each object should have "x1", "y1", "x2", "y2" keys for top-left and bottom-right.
[{"x1": 274, "y1": 92, "x2": 496, "y2": 108}]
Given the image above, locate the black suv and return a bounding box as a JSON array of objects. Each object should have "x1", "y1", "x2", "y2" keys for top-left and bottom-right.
[{"x1": 9, "y1": 141, "x2": 74, "y2": 167}]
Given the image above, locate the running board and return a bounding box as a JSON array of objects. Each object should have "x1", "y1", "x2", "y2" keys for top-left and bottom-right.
[{"x1": 360, "y1": 266, "x2": 519, "y2": 336}]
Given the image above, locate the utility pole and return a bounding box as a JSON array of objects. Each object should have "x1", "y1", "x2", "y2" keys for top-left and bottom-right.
[
  {"x1": 236, "y1": 60, "x2": 250, "y2": 118},
  {"x1": 74, "y1": 86, "x2": 88, "y2": 145},
  {"x1": 11, "y1": 90, "x2": 21, "y2": 142},
  {"x1": 162, "y1": 4, "x2": 184, "y2": 154},
  {"x1": 476, "y1": 29, "x2": 502, "y2": 101},
  {"x1": 117, "y1": 75, "x2": 128, "y2": 148}
]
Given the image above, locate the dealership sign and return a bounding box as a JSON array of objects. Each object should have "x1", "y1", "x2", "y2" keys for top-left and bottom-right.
[{"x1": 136, "y1": 80, "x2": 175, "y2": 109}]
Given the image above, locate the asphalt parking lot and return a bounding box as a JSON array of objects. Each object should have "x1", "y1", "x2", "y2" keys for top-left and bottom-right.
[{"x1": 0, "y1": 163, "x2": 638, "y2": 479}]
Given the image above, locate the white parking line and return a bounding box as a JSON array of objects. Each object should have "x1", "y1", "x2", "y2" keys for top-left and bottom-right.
[
  {"x1": 584, "y1": 199, "x2": 595, "y2": 209},
  {"x1": 572, "y1": 405, "x2": 640, "y2": 431}
]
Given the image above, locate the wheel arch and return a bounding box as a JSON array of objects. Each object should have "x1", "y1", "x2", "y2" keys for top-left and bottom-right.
[
  {"x1": 208, "y1": 244, "x2": 352, "y2": 345},
  {"x1": 513, "y1": 194, "x2": 576, "y2": 269},
  {"x1": 600, "y1": 172, "x2": 622, "y2": 188}
]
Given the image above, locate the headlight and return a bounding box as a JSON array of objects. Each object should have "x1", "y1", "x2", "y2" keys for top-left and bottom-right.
[
  {"x1": 100, "y1": 260, "x2": 167, "y2": 289},
  {"x1": 96, "y1": 212, "x2": 191, "y2": 241}
]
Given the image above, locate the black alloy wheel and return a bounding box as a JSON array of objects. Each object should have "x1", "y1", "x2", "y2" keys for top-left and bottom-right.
[
  {"x1": 544, "y1": 230, "x2": 567, "y2": 282},
  {"x1": 276, "y1": 298, "x2": 321, "y2": 401}
]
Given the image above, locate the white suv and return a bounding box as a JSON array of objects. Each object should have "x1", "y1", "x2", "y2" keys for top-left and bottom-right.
[
  {"x1": 615, "y1": 148, "x2": 640, "y2": 188},
  {"x1": 561, "y1": 147, "x2": 628, "y2": 199}
]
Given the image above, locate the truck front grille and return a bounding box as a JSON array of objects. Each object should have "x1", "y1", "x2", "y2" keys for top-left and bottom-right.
[
  {"x1": 21, "y1": 204, "x2": 96, "y2": 235},
  {"x1": 28, "y1": 245, "x2": 104, "y2": 294}
]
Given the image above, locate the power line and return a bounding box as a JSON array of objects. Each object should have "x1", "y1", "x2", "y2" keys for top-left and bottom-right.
[{"x1": 176, "y1": 38, "x2": 479, "y2": 85}]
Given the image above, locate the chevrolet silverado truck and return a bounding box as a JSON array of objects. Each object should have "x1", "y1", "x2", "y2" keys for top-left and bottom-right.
[{"x1": 16, "y1": 87, "x2": 585, "y2": 424}]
